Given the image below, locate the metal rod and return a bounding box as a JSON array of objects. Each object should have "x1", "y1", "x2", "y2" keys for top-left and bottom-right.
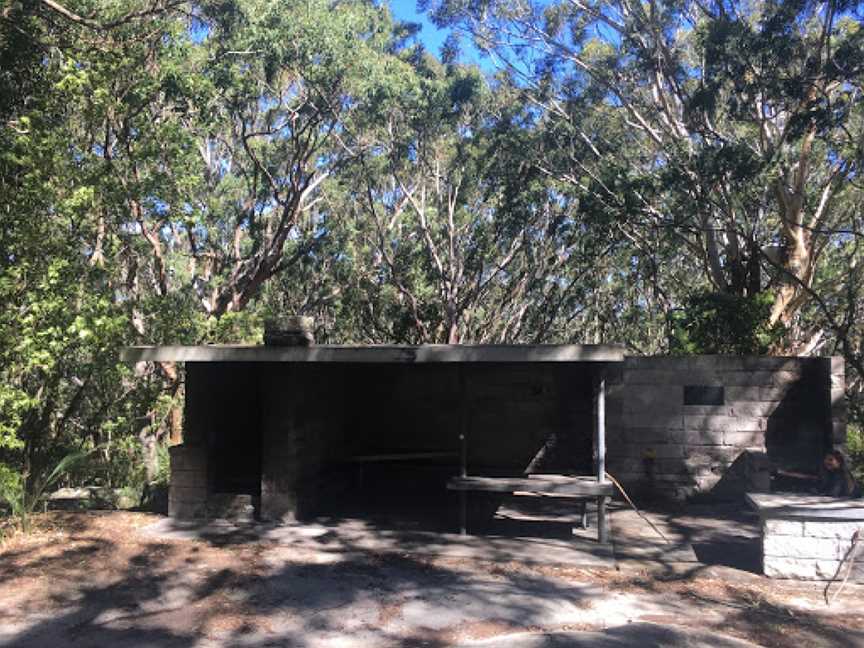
[
  {"x1": 459, "y1": 366, "x2": 468, "y2": 477},
  {"x1": 596, "y1": 371, "x2": 607, "y2": 543},
  {"x1": 459, "y1": 365, "x2": 468, "y2": 534},
  {"x1": 596, "y1": 374, "x2": 606, "y2": 482}
]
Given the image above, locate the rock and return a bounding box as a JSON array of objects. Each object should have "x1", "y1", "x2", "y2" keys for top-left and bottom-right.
[{"x1": 264, "y1": 315, "x2": 315, "y2": 346}]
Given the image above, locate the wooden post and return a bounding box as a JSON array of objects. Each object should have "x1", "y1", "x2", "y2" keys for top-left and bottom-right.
[{"x1": 595, "y1": 370, "x2": 608, "y2": 544}]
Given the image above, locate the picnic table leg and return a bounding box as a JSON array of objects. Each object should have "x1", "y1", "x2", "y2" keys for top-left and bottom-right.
[
  {"x1": 459, "y1": 491, "x2": 467, "y2": 536},
  {"x1": 580, "y1": 500, "x2": 589, "y2": 530},
  {"x1": 597, "y1": 495, "x2": 608, "y2": 543}
]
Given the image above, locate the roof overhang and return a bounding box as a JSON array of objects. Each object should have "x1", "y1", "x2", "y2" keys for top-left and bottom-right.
[{"x1": 120, "y1": 344, "x2": 626, "y2": 364}]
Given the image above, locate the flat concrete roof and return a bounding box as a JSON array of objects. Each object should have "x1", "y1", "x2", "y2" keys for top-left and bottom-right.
[{"x1": 121, "y1": 344, "x2": 626, "y2": 364}]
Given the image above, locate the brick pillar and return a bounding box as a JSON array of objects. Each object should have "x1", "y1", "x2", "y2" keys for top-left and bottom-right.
[
  {"x1": 259, "y1": 364, "x2": 307, "y2": 522},
  {"x1": 168, "y1": 445, "x2": 208, "y2": 518},
  {"x1": 259, "y1": 364, "x2": 337, "y2": 522}
]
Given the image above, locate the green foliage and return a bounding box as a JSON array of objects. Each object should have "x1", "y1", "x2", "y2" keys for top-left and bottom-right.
[
  {"x1": 0, "y1": 463, "x2": 24, "y2": 515},
  {"x1": 67, "y1": 437, "x2": 144, "y2": 489},
  {"x1": 847, "y1": 424, "x2": 864, "y2": 486},
  {"x1": 153, "y1": 442, "x2": 171, "y2": 487},
  {"x1": 2, "y1": 0, "x2": 864, "y2": 525},
  {"x1": 0, "y1": 452, "x2": 88, "y2": 533},
  {"x1": 669, "y1": 292, "x2": 786, "y2": 355}
]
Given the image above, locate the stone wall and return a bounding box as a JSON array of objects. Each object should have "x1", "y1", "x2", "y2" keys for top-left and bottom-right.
[
  {"x1": 171, "y1": 354, "x2": 846, "y2": 519},
  {"x1": 171, "y1": 362, "x2": 266, "y2": 520},
  {"x1": 259, "y1": 364, "x2": 347, "y2": 522},
  {"x1": 177, "y1": 361, "x2": 597, "y2": 521},
  {"x1": 168, "y1": 445, "x2": 207, "y2": 518},
  {"x1": 762, "y1": 519, "x2": 863, "y2": 581},
  {"x1": 830, "y1": 357, "x2": 847, "y2": 452},
  {"x1": 606, "y1": 356, "x2": 843, "y2": 500}
]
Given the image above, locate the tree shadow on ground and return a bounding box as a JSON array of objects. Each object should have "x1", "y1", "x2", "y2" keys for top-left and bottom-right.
[
  {"x1": 1, "y1": 513, "x2": 604, "y2": 648},
  {"x1": 611, "y1": 499, "x2": 763, "y2": 579},
  {"x1": 4, "y1": 508, "x2": 859, "y2": 648},
  {"x1": 684, "y1": 582, "x2": 864, "y2": 647}
]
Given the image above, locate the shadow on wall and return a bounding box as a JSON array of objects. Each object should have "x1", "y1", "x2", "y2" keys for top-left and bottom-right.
[
  {"x1": 764, "y1": 359, "x2": 832, "y2": 475},
  {"x1": 607, "y1": 356, "x2": 840, "y2": 503},
  {"x1": 341, "y1": 363, "x2": 597, "y2": 476},
  {"x1": 709, "y1": 358, "x2": 834, "y2": 499},
  {"x1": 707, "y1": 451, "x2": 772, "y2": 499},
  {"x1": 291, "y1": 363, "x2": 599, "y2": 522}
]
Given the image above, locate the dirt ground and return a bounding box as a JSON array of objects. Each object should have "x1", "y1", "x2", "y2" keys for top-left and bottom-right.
[{"x1": 1, "y1": 511, "x2": 862, "y2": 647}]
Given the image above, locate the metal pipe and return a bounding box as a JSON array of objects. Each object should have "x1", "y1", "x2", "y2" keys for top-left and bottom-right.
[{"x1": 597, "y1": 374, "x2": 606, "y2": 483}]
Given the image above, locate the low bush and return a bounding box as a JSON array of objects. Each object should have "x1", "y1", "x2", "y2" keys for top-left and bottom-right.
[
  {"x1": 669, "y1": 291, "x2": 785, "y2": 355},
  {"x1": 0, "y1": 452, "x2": 88, "y2": 533},
  {"x1": 847, "y1": 424, "x2": 864, "y2": 486}
]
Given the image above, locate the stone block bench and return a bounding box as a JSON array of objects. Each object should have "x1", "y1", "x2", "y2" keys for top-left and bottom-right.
[{"x1": 746, "y1": 493, "x2": 864, "y2": 581}]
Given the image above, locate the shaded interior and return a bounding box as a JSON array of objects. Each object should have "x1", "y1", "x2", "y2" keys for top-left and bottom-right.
[{"x1": 190, "y1": 362, "x2": 599, "y2": 530}]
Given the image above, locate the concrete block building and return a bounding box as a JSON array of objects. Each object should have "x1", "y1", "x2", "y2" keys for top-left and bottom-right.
[{"x1": 121, "y1": 345, "x2": 846, "y2": 525}]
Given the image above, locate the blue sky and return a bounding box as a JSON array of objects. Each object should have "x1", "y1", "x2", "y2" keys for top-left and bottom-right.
[
  {"x1": 387, "y1": 0, "x2": 485, "y2": 66},
  {"x1": 387, "y1": 0, "x2": 450, "y2": 53}
]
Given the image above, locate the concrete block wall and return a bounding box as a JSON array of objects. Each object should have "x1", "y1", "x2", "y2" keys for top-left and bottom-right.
[
  {"x1": 168, "y1": 445, "x2": 207, "y2": 518},
  {"x1": 260, "y1": 364, "x2": 347, "y2": 522},
  {"x1": 171, "y1": 354, "x2": 846, "y2": 518},
  {"x1": 606, "y1": 356, "x2": 842, "y2": 500},
  {"x1": 762, "y1": 519, "x2": 863, "y2": 581},
  {"x1": 830, "y1": 357, "x2": 847, "y2": 450},
  {"x1": 462, "y1": 364, "x2": 593, "y2": 474}
]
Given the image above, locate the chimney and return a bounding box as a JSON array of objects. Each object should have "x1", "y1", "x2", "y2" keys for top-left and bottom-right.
[{"x1": 264, "y1": 316, "x2": 315, "y2": 347}]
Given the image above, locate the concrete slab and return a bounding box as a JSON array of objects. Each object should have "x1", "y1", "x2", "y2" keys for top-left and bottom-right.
[
  {"x1": 139, "y1": 500, "x2": 771, "y2": 577},
  {"x1": 747, "y1": 493, "x2": 864, "y2": 521},
  {"x1": 608, "y1": 506, "x2": 700, "y2": 570},
  {"x1": 453, "y1": 624, "x2": 760, "y2": 647}
]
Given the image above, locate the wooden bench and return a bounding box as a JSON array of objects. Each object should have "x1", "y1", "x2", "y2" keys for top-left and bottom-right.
[
  {"x1": 444, "y1": 366, "x2": 614, "y2": 543},
  {"x1": 447, "y1": 474, "x2": 614, "y2": 542},
  {"x1": 747, "y1": 493, "x2": 864, "y2": 581}
]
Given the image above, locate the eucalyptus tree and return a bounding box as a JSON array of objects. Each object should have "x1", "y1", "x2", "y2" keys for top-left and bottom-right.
[
  {"x1": 1, "y1": 0, "x2": 416, "y2": 486},
  {"x1": 0, "y1": 0, "x2": 167, "y2": 488},
  {"x1": 307, "y1": 50, "x2": 622, "y2": 345},
  {"x1": 64, "y1": 0, "x2": 418, "y2": 456},
  {"x1": 427, "y1": 0, "x2": 864, "y2": 354}
]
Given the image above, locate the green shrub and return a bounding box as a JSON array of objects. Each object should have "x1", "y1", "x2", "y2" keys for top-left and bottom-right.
[
  {"x1": 0, "y1": 463, "x2": 23, "y2": 516},
  {"x1": 65, "y1": 436, "x2": 148, "y2": 492},
  {"x1": 0, "y1": 453, "x2": 88, "y2": 532},
  {"x1": 3, "y1": 436, "x2": 171, "y2": 516},
  {"x1": 848, "y1": 424, "x2": 864, "y2": 485},
  {"x1": 669, "y1": 291, "x2": 785, "y2": 355},
  {"x1": 153, "y1": 442, "x2": 170, "y2": 486}
]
